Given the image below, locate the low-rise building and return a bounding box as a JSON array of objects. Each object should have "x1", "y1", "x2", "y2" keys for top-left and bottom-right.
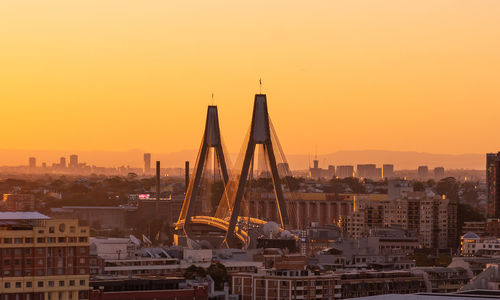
[
  {"x1": 412, "y1": 267, "x2": 470, "y2": 293},
  {"x1": 232, "y1": 269, "x2": 340, "y2": 300}
]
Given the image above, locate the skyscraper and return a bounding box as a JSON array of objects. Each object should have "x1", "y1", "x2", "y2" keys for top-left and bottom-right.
[
  {"x1": 383, "y1": 164, "x2": 394, "y2": 179},
  {"x1": 69, "y1": 154, "x2": 78, "y2": 168},
  {"x1": 417, "y1": 166, "x2": 429, "y2": 179},
  {"x1": 144, "y1": 153, "x2": 151, "y2": 174},
  {"x1": 487, "y1": 153, "x2": 500, "y2": 218},
  {"x1": 60, "y1": 157, "x2": 66, "y2": 168},
  {"x1": 28, "y1": 157, "x2": 36, "y2": 169}
]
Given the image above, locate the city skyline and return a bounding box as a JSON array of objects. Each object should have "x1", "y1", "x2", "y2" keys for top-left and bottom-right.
[
  {"x1": 1, "y1": 1, "x2": 500, "y2": 157},
  {"x1": 0, "y1": 148, "x2": 488, "y2": 170}
]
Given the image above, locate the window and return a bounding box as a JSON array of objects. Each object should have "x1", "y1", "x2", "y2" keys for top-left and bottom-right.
[
  {"x1": 58, "y1": 237, "x2": 66, "y2": 243},
  {"x1": 38, "y1": 259, "x2": 44, "y2": 265},
  {"x1": 26, "y1": 282, "x2": 32, "y2": 288},
  {"x1": 49, "y1": 227, "x2": 55, "y2": 233},
  {"x1": 26, "y1": 259, "x2": 32, "y2": 265},
  {"x1": 59, "y1": 281, "x2": 65, "y2": 287},
  {"x1": 14, "y1": 259, "x2": 20, "y2": 265},
  {"x1": 38, "y1": 281, "x2": 44, "y2": 287},
  {"x1": 48, "y1": 281, "x2": 54, "y2": 287},
  {"x1": 79, "y1": 280, "x2": 85, "y2": 286},
  {"x1": 37, "y1": 248, "x2": 44, "y2": 255},
  {"x1": 14, "y1": 249, "x2": 21, "y2": 255},
  {"x1": 4, "y1": 238, "x2": 12, "y2": 244},
  {"x1": 25, "y1": 238, "x2": 34, "y2": 243},
  {"x1": 48, "y1": 237, "x2": 56, "y2": 243},
  {"x1": 25, "y1": 248, "x2": 32, "y2": 254},
  {"x1": 14, "y1": 238, "x2": 23, "y2": 244},
  {"x1": 5, "y1": 282, "x2": 10, "y2": 288},
  {"x1": 15, "y1": 282, "x2": 21, "y2": 288},
  {"x1": 69, "y1": 280, "x2": 75, "y2": 286},
  {"x1": 4, "y1": 259, "x2": 10, "y2": 265},
  {"x1": 37, "y1": 237, "x2": 45, "y2": 243},
  {"x1": 79, "y1": 237, "x2": 88, "y2": 243},
  {"x1": 70, "y1": 226, "x2": 76, "y2": 233},
  {"x1": 79, "y1": 247, "x2": 86, "y2": 254},
  {"x1": 79, "y1": 258, "x2": 85, "y2": 264}
]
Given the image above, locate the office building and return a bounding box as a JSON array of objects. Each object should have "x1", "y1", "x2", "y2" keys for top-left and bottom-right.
[
  {"x1": 417, "y1": 166, "x2": 429, "y2": 179},
  {"x1": 143, "y1": 153, "x2": 152, "y2": 174},
  {"x1": 29, "y1": 157, "x2": 36, "y2": 169},
  {"x1": 487, "y1": 153, "x2": 500, "y2": 218},
  {"x1": 336, "y1": 165, "x2": 354, "y2": 178},
  {"x1": 69, "y1": 155, "x2": 79, "y2": 169},
  {"x1": 60, "y1": 157, "x2": 66, "y2": 168},
  {"x1": 434, "y1": 167, "x2": 445, "y2": 180},
  {"x1": 356, "y1": 164, "x2": 380, "y2": 180},
  {"x1": 0, "y1": 212, "x2": 90, "y2": 299},
  {"x1": 382, "y1": 164, "x2": 394, "y2": 179}
]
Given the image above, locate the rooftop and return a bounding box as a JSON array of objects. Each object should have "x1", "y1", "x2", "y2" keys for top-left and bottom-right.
[{"x1": 0, "y1": 212, "x2": 51, "y2": 221}]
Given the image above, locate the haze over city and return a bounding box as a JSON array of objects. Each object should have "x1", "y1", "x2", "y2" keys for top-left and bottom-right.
[
  {"x1": 2, "y1": 0, "x2": 500, "y2": 164},
  {"x1": 2, "y1": 2, "x2": 500, "y2": 300}
]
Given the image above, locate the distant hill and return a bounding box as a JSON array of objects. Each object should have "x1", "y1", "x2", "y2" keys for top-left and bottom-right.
[{"x1": 0, "y1": 148, "x2": 485, "y2": 170}]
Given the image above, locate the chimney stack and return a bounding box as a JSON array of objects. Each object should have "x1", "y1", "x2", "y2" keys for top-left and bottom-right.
[{"x1": 185, "y1": 161, "x2": 190, "y2": 193}]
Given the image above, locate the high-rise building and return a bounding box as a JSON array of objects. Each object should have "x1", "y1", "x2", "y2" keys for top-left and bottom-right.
[
  {"x1": 417, "y1": 166, "x2": 429, "y2": 179},
  {"x1": 0, "y1": 212, "x2": 90, "y2": 299},
  {"x1": 144, "y1": 153, "x2": 152, "y2": 174},
  {"x1": 336, "y1": 165, "x2": 354, "y2": 178},
  {"x1": 434, "y1": 167, "x2": 445, "y2": 180},
  {"x1": 69, "y1": 155, "x2": 78, "y2": 169},
  {"x1": 357, "y1": 164, "x2": 379, "y2": 179},
  {"x1": 60, "y1": 157, "x2": 66, "y2": 168},
  {"x1": 29, "y1": 157, "x2": 36, "y2": 169},
  {"x1": 487, "y1": 153, "x2": 500, "y2": 218},
  {"x1": 383, "y1": 164, "x2": 394, "y2": 179}
]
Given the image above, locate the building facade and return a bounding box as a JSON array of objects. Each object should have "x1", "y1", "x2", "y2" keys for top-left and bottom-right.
[{"x1": 0, "y1": 212, "x2": 90, "y2": 300}]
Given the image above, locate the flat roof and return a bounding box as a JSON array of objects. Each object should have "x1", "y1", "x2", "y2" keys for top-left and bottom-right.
[{"x1": 0, "y1": 212, "x2": 51, "y2": 220}]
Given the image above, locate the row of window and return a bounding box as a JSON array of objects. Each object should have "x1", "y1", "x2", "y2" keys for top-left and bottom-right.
[
  {"x1": 2, "y1": 237, "x2": 88, "y2": 244},
  {"x1": 3, "y1": 279, "x2": 86, "y2": 289},
  {"x1": 3, "y1": 267, "x2": 88, "y2": 277},
  {"x1": 3, "y1": 257, "x2": 86, "y2": 266},
  {"x1": 1, "y1": 246, "x2": 88, "y2": 257}
]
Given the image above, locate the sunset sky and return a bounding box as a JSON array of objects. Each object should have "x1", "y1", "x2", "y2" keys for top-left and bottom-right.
[{"x1": 1, "y1": 0, "x2": 500, "y2": 160}]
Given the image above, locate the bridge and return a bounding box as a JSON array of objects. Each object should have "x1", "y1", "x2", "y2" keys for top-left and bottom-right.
[{"x1": 174, "y1": 94, "x2": 295, "y2": 249}]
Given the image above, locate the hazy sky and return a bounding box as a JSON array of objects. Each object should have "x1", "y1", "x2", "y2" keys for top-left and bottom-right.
[{"x1": 1, "y1": 0, "x2": 499, "y2": 156}]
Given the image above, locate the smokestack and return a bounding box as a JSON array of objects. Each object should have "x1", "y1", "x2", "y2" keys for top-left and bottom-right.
[
  {"x1": 156, "y1": 161, "x2": 160, "y2": 213},
  {"x1": 185, "y1": 161, "x2": 190, "y2": 193}
]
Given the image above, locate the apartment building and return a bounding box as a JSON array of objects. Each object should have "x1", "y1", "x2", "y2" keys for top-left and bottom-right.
[
  {"x1": 0, "y1": 212, "x2": 90, "y2": 300},
  {"x1": 232, "y1": 269, "x2": 340, "y2": 300}
]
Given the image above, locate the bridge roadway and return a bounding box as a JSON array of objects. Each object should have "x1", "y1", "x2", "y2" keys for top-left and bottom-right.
[{"x1": 174, "y1": 216, "x2": 269, "y2": 248}]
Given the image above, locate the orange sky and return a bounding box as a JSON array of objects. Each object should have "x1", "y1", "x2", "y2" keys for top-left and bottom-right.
[{"x1": 1, "y1": 0, "x2": 499, "y2": 157}]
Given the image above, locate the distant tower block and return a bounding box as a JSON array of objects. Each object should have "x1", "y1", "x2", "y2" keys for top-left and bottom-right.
[
  {"x1": 224, "y1": 94, "x2": 289, "y2": 248},
  {"x1": 69, "y1": 155, "x2": 78, "y2": 169},
  {"x1": 60, "y1": 157, "x2": 66, "y2": 168},
  {"x1": 178, "y1": 106, "x2": 230, "y2": 238},
  {"x1": 144, "y1": 153, "x2": 152, "y2": 174}
]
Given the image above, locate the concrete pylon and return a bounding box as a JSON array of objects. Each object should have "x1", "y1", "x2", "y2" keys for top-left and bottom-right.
[{"x1": 224, "y1": 94, "x2": 289, "y2": 248}]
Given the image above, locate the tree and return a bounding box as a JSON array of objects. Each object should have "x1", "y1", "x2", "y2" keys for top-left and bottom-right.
[
  {"x1": 184, "y1": 265, "x2": 206, "y2": 279},
  {"x1": 324, "y1": 178, "x2": 344, "y2": 193},
  {"x1": 341, "y1": 177, "x2": 365, "y2": 193},
  {"x1": 436, "y1": 177, "x2": 459, "y2": 201},
  {"x1": 412, "y1": 181, "x2": 425, "y2": 192},
  {"x1": 207, "y1": 263, "x2": 229, "y2": 290}
]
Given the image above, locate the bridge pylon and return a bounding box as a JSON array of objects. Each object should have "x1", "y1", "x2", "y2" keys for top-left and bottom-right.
[
  {"x1": 223, "y1": 94, "x2": 289, "y2": 248},
  {"x1": 177, "y1": 106, "x2": 230, "y2": 241}
]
